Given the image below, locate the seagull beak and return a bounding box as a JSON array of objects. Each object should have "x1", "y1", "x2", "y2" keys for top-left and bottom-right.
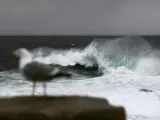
[{"x1": 9, "y1": 51, "x2": 15, "y2": 57}]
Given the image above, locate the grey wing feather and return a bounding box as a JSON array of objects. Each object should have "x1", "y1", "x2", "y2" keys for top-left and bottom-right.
[{"x1": 22, "y1": 61, "x2": 58, "y2": 79}]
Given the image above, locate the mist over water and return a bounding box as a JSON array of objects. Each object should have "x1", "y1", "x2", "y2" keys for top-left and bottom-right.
[{"x1": 1, "y1": 36, "x2": 160, "y2": 120}]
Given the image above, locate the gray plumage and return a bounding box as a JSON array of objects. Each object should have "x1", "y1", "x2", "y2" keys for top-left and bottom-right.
[{"x1": 22, "y1": 61, "x2": 71, "y2": 82}]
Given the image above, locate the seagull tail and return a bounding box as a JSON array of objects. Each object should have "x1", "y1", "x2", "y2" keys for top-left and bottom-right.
[
  {"x1": 47, "y1": 72, "x2": 72, "y2": 80},
  {"x1": 47, "y1": 63, "x2": 72, "y2": 78},
  {"x1": 53, "y1": 71, "x2": 72, "y2": 77}
]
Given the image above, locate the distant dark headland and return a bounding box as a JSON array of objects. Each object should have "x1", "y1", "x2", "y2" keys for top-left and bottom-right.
[{"x1": 0, "y1": 35, "x2": 160, "y2": 70}]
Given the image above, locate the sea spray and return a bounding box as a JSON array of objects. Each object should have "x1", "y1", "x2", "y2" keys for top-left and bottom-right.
[{"x1": 31, "y1": 36, "x2": 160, "y2": 76}]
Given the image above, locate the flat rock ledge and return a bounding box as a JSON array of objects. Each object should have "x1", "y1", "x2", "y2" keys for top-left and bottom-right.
[{"x1": 0, "y1": 95, "x2": 126, "y2": 120}]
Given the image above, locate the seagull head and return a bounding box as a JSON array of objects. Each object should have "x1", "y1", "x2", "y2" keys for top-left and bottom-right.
[{"x1": 10, "y1": 48, "x2": 33, "y2": 58}]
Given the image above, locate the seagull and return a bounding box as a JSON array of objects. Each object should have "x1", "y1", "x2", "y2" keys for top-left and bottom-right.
[{"x1": 10, "y1": 48, "x2": 71, "y2": 96}]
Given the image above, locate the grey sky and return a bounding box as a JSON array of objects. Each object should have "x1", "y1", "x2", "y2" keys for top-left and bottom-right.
[{"x1": 0, "y1": 0, "x2": 160, "y2": 35}]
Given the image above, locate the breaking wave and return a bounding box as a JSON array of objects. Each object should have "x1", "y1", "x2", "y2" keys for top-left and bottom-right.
[{"x1": 31, "y1": 36, "x2": 160, "y2": 76}]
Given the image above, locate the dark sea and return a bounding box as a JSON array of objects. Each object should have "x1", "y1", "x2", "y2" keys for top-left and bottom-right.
[{"x1": 0, "y1": 35, "x2": 160, "y2": 120}]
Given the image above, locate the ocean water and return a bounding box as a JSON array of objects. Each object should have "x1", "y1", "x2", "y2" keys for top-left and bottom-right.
[{"x1": 1, "y1": 36, "x2": 160, "y2": 120}]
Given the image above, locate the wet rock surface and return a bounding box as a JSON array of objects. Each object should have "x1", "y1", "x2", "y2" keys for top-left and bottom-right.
[{"x1": 0, "y1": 95, "x2": 126, "y2": 120}]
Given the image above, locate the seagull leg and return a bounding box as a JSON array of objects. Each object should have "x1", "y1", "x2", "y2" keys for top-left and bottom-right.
[
  {"x1": 32, "y1": 82, "x2": 36, "y2": 96},
  {"x1": 43, "y1": 83, "x2": 47, "y2": 96}
]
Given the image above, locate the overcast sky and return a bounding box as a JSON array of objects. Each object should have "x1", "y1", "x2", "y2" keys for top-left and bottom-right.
[{"x1": 1, "y1": 0, "x2": 160, "y2": 35}]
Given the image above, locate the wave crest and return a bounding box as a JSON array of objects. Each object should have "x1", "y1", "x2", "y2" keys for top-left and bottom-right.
[{"x1": 31, "y1": 36, "x2": 160, "y2": 76}]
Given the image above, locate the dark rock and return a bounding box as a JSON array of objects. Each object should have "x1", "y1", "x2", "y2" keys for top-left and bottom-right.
[
  {"x1": 139, "y1": 88, "x2": 154, "y2": 93},
  {"x1": 0, "y1": 95, "x2": 126, "y2": 120}
]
